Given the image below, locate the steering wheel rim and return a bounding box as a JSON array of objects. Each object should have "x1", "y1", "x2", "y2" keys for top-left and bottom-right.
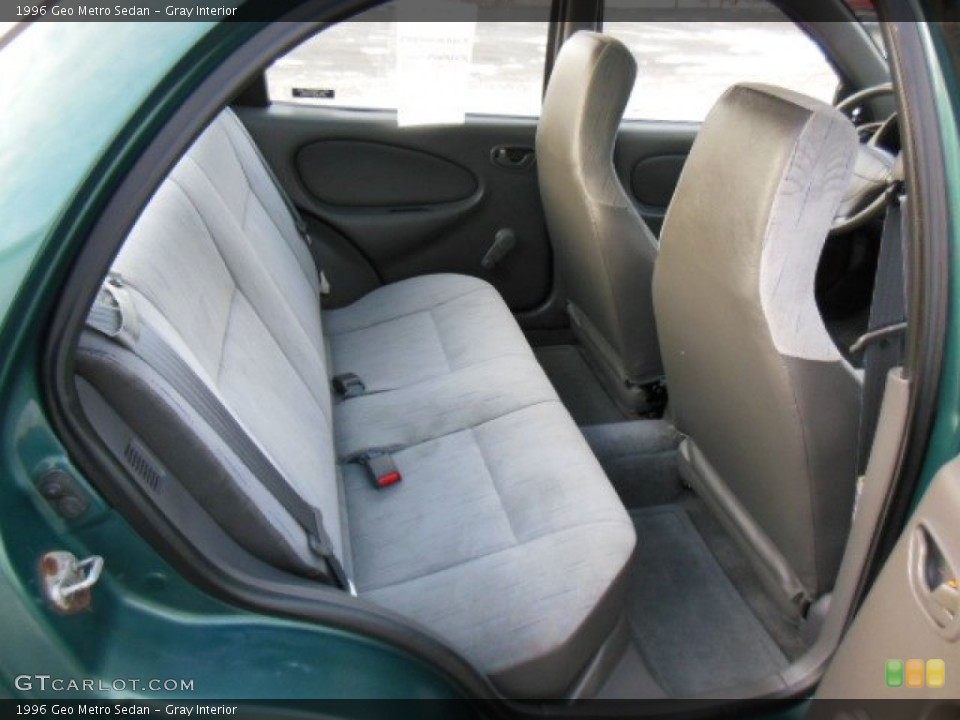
[
  {"x1": 834, "y1": 82, "x2": 894, "y2": 117},
  {"x1": 830, "y1": 83, "x2": 899, "y2": 236}
]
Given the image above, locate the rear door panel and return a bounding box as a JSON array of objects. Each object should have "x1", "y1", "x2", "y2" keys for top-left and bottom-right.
[{"x1": 238, "y1": 105, "x2": 551, "y2": 311}]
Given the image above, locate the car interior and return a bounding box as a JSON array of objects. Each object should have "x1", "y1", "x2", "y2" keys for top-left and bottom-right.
[{"x1": 55, "y1": 0, "x2": 911, "y2": 704}]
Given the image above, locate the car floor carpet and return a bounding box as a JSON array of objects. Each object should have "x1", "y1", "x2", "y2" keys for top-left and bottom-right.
[
  {"x1": 534, "y1": 344, "x2": 626, "y2": 426},
  {"x1": 625, "y1": 505, "x2": 790, "y2": 698},
  {"x1": 593, "y1": 640, "x2": 669, "y2": 700},
  {"x1": 679, "y1": 494, "x2": 809, "y2": 662}
]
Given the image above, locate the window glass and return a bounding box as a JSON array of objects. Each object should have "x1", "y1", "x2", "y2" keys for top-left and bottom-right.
[
  {"x1": 265, "y1": 2, "x2": 550, "y2": 119},
  {"x1": 603, "y1": 14, "x2": 840, "y2": 122}
]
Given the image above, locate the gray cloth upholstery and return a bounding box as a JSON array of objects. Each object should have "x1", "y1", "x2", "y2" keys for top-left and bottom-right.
[
  {"x1": 75, "y1": 108, "x2": 637, "y2": 698},
  {"x1": 536, "y1": 32, "x2": 663, "y2": 414},
  {"x1": 325, "y1": 274, "x2": 535, "y2": 394},
  {"x1": 653, "y1": 84, "x2": 860, "y2": 607},
  {"x1": 347, "y1": 402, "x2": 636, "y2": 696}
]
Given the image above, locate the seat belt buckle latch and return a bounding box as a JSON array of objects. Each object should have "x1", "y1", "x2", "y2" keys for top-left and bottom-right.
[
  {"x1": 332, "y1": 373, "x2": 366, "y2": 399},
  {"x1": 363, "y1": 453, "x2": 402, "y2": 488}
]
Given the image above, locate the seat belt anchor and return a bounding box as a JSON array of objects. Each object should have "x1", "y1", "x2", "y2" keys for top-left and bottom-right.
[{"x1": 332, "y1": 373, "x2": 366, "y2": 400}]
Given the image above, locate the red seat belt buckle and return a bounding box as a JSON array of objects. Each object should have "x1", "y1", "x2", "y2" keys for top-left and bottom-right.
[
  {"x1": 365, "y1": 453, "x2": 402, "y2": 489},
  {"x1": 377, "y1": 470, "x2": 402, "y2": 488}
]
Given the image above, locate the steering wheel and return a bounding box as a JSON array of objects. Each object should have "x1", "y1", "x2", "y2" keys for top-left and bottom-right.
[{"x1": 831, "y1": 83, "x2": 901, "y2": 236}]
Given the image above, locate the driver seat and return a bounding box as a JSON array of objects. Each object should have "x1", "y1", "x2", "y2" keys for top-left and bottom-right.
[{"x1": 653, "y1": 84, "x2": 862, "y2": 614}]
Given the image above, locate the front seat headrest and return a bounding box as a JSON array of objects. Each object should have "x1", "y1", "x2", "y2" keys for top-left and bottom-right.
[{"x1": 537, "y1": 32, "x2": 637, "y2": 174}]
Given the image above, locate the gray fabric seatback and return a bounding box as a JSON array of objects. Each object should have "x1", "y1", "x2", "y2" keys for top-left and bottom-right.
[
  {"x1": 76, "y1": 108, "x2": 345, "y2": 575},
  {"x1": 536, "y1": 32, "x2": 662, "y2": 412},
  {"x1": 653, "y1": 84, "x2": 861, "y2": 606}
]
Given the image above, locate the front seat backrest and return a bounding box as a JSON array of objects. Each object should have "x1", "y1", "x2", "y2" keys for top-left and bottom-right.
[
  {"x1": 653, "y1": 84, "x2": 860, "y2": 612},
  {"x1": 537, "y1": 32, "x2": 662, "y2": 414}
]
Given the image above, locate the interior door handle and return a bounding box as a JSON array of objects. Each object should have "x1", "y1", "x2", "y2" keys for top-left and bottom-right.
[
  {"x1": 910, "y1": 524, "x2": 960, "y2": 638},
  {"x1": 491, "y1": 145, "x2": 536, "y2": 171},
  {"x1": 931, "y1": 579, "x2": 960, "y2": 615}
]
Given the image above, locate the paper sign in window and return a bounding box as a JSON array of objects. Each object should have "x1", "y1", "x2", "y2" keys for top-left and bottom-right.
[{"x1": 395, "y1": 15, "x2": 477, "y2": 127}]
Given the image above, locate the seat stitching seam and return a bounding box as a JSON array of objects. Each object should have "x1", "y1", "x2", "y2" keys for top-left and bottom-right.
[
  {"x1": 215, "y1": 122, "x2": 318, "y2": 291},
  {"x1": 429, "y1": 306, "x2": 453, "y2": 372},
  {"x1": 331, "y1": 352, "x2": 536, "y2": 395},
  {"x1": 166, "y1": 178, "x2": 330, "y2": 413},
  {"x1": 325, "y1": 286, "x2": 492, "y2": 336},
  {"x1": 337, "y1": 399, "x2": 563, "y2": 461},
  {"x1": 215, "y1": 285, "x2": 238, "y2": 384},
  {"x1": 472, "y1": 426, "x2": 519, "y2": 544},
  {"x1": 188, "y1": 178, "x2": 327, "y2": 379},
  {"x1": 185, "y1": 147, "x2": 322, "y2": 298},
  {"x1": 234, "y1": 288, "x2": 332, "y2": 425}
]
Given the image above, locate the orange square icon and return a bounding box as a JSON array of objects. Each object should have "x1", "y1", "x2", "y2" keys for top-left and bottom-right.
[
  {"x1": 906, "y1": 659, "x2": 925, "y2": 688},
  {"x1": 927, "y1": 659, "x2": 945, "y2": 689}
]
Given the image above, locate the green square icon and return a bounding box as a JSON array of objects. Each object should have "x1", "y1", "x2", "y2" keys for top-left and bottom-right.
[{"x1": 886, "y1": 659, "x2": 904, "y2": 687}]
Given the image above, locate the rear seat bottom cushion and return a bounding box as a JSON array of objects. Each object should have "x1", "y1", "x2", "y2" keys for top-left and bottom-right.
[
  {"x1": 324, "y1": 274, "x2": 535, "y2": 393},
  {"x1": 344, "y1": 399, "x2": 637, "y2": 697}
]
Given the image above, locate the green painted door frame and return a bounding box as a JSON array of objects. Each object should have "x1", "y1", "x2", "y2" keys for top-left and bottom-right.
[{"x1": 0, "y1": 16, "x2": 466, "y2": 702}]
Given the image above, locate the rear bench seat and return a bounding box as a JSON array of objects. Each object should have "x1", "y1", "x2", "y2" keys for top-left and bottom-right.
[{"x1": 75, "y1": 108, "x2": 636, "y2": 698}]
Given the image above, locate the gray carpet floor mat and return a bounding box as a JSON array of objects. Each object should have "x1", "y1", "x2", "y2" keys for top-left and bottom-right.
[
  {"x1": 627, "y1": 505, "x2": 789, "y2": 697},
  {"x1": 679, "y1": 495, "x2": 808, "y2": 661},
  {"x1": 534, "y1": 344, "x2": 625, "y2": 426},
  {"x1": 581, "y1": 421, "x2": 684, "y2": 508}
]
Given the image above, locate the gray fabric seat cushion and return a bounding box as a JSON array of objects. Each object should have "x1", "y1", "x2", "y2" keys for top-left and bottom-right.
[
  {"x1": 333, "y1": 354, "x2": 557, "y2": 457},
  {"x1": 329, "y1": 276, "x2": 637, "y2": 696},
  {"x1": 325, "y1": 273, "x2": 535, "y2": 393},
  {"x1": 345, "y1": 400, "x2": 636, "y2": 697},
  {"x1": 76, "y1": 107, "x2": 637, "y2": 699}
]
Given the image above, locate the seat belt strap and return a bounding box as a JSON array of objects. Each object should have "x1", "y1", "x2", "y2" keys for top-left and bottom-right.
[
  {"x1": 86, "y1": 279, "x2": 354, "y2": 595},
  {"x1": 854, "y1": 189, "x2": 908, "y2": 475}
]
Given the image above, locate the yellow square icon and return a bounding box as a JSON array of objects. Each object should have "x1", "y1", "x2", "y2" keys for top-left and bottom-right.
[
  {"x1": 927, "y1": 659, "x2": 945, "y2": 689},
  {"x1": 906, "y1": 659, "x2": 925, "y2": 688}
]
